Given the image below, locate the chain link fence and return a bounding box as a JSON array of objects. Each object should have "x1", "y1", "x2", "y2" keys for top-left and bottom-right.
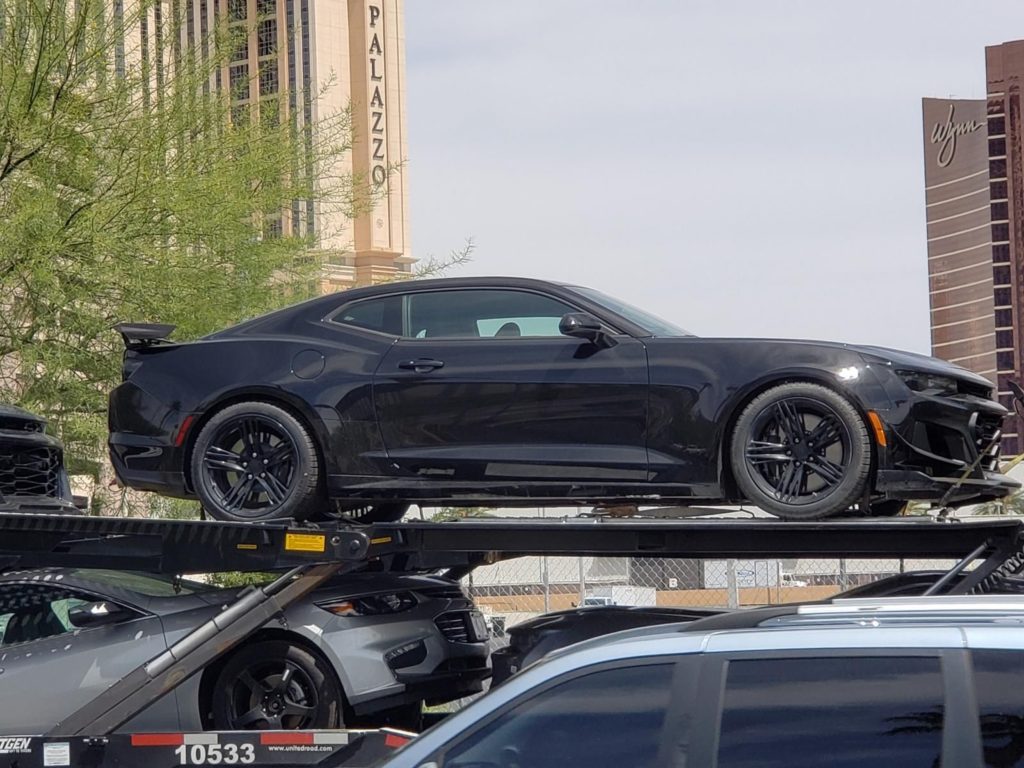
[{"x1": 411, "y1": 506, "x2": 955, "y2": 649}]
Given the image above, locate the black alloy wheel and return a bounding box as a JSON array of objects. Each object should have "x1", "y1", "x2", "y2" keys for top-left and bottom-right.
[
  {"x1": 191, "y1": 401, "x2": 321, "y2": 522},
  {"x1": 730, "y1": 382, "x2": 872, "y2": 519},
  {"x1": 211, "y1": 642, "x2": 343, "y2": 731}
]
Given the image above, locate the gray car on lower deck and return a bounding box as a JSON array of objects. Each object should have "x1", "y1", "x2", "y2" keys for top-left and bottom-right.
[{"x1": 0, "y1": 568, "x2": 489, "y2": 735}]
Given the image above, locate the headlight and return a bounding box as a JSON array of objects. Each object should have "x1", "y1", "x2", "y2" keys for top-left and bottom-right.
[
  {"x1": 897, "y1": 370, "x2": 959, "y2": 397},
  {"x1": 317, "y1": 592, "x2": 417, "y2": 617}
]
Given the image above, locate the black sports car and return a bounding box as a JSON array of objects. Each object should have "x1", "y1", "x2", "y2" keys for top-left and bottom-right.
[
  {"x1": 108, "y1": 277, "x2": 1018, "y2": 522},
  {"x1": 1, "y1": 404, "x2": 78, "y2": 514}
]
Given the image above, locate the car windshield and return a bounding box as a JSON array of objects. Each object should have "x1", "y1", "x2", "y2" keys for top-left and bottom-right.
[
  {"x1": 69, "y1": 569, "x2": 206, "y2": 597},
  {"x1": 568, "y1": 286, "x2": 694, "y2": 337}
]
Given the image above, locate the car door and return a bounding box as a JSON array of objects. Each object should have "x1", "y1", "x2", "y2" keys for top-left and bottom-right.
[
  {"x1": 0, "y1": 581, "x2": 170, "y2": 735},
  {"x1": 371, "y1": 287, "x2": 649, "y2": 484}
]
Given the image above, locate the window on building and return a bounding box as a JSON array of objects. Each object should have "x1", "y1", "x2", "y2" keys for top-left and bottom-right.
[
  {"x1": 227, "y1": 0, "x2": 246, "y2": 21},
  {"x1": 991, "y1": 202, "x2": 1010, "y2": 221},
  {"x1": 994, "y1": 265, "x2": 1012, "y2": 286},
  {"x1": 229, "y1": 64, "x2": 249, "y2": 99},
  {"x1": 995, "y1": 288, "x2": 1013, "y2": 306},
  {"x1": 998, "y1": 350, "x2": 1016, "y2": 370},
  {"x1": 716, "y1": 656, "x2": 945, "y2": 768},
  {"x1": 990, "y1": 138, "x2": 1007, "y2": 156},
  {"x1": 996, "y1": 309, "x2": 1013, "y2": 328},
  {"x1": 438, "y1": 664, "x2": 674, "y2": 768},
  {"x1": 230, "y1": 103, "x2": 250, "y2": 126},
  {"x1": 258, "y1": 18, "x2": 277, "y2": 56},
  {"x1": 994, "y1": 245, "x2": 1011, "y2": 263},
  {"x1": 260, "y1": 98, "x2": 279, "y2": 127},
  {"x1": 257, "y1": 0, "x2": 276, "y2": 16},
  {"x1": 991, "y1": 181, "x2": 1008, "y2": 200},
  {"x1": 991, "y1": 159, "x2": 1008, "y2": 178},
  {"x1": 231, "y1": 36, "x2": 248, "y2": 64},
  {"x1": 407, "y1": 290, "x2": 576, "y2": 339},
  {"x1": 992, "y1": 223, "x2": 1011, "y2": 243},
  {"x1": 989, "y1": 116, "x2": 1006, "y2": 135},
  {"x1": 997, "y1": 330, "x2": 1015, "y2": 349},
  {"x1": 259, "y1": 59, "x2": 278, "y2": 96}
]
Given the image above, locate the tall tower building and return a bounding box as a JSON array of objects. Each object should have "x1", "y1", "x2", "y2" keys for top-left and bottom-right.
[
  {"x1": 922, "y1": 40, "x2": 1024, "y2": 455},
  {"x1": 129, "y1": 0, "x2": 412, "y2": 291},
  {"x1": 985, "y1": 40, "x2": 1024, "y2": 454}
]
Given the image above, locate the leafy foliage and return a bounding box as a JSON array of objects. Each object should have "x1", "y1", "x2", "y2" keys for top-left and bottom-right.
[{"x1": 0, "y1": 0, "x2": 359, "y2": 463}]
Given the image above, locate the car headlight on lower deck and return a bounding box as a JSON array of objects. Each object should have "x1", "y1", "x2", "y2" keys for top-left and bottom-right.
[
  {"x1": 317, "y1": 592, "x2": 418, "y2": 617},
  {"x1": 896, "y1": 370, "x2": 959, "y2": 397}
]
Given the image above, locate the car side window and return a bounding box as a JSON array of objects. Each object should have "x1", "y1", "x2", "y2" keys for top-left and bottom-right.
[
  {"x1": 408, "y1": 290, "x2": 576, "y2": 339},
  {"x1": 716, "y1": 656, "x2": 945, "y2": 768},
  {"x1": 972, "y1": 649, "x2": 1024, "y2": 767},
  {"x1": 332, "y1": 294, "x2": 403, "y2": 335},
  {"x1": 0, "y1": 583, "x2": 91, "y2": 647},
  {"x1": 437, "y1": 663, "x2": 674, "y2": 768}
]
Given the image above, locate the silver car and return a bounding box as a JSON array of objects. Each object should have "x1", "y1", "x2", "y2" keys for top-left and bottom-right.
[
  {"x1": 384, "y1": 596, "x2": 1024, "y2": 768},
  {"x1": 0, "y1": 568, "x2": 489, "y2": 735}
]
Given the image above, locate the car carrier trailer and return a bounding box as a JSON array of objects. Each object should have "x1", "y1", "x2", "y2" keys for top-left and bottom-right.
[{"x1": 3, "y1": 510, "x2": 1024, "y2": 767}]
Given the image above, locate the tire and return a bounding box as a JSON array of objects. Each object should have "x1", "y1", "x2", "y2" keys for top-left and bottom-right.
[
  {"x1": 190, "y1": 401, "x2": 321, "y2": 522},
  {"x1": 729, "y1": 382, "x2": 872, "y2": 520},
  {"x1": 210, "y1": 641, "x2": 344, "y2": 731},
  {"x1": 317, "y1": 502, "x2": 411, "y2": 524}
]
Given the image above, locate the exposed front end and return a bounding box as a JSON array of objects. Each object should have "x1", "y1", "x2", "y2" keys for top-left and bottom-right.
[
  {"x1": 0, "y1": 406, "x2": 77, "y2": 514},
  {"x1": 307, "y1": 576, "x2": 491, "y2": 717},
  {"x1": 869, "y1": 364, "x2": 1020, "y2": 506}
]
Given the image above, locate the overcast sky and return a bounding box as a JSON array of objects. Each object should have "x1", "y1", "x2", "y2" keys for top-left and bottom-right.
[{"x1": 403, "y1": 1, "x2": 1024, "y2": 353}]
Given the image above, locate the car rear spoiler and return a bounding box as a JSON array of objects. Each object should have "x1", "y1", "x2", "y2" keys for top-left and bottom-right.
[{"x1": 113, "y1": 322, "x2": 178, "y2": 350}]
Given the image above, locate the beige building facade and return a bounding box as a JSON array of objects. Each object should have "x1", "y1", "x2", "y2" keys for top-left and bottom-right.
[{"x1": 122, "y1": 0, "x2": 412, "y2": 291}]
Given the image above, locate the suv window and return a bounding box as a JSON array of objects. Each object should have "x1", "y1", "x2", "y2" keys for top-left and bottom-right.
[
  {"x1": 0, "y1": 583, "x2": 91, "y2": 646},
  {"x1": 717, "y1": 656, "x2": 945, "y2": 768},
  {"x1": 972, "y1": 649, "x2": 1024, "y2": 767},
  {"x1": 408, "y1": 290, "x2": 575, "y2": 339},
  {"x1": 439, "y1": 663, "x2": 674, "y2": 768}
]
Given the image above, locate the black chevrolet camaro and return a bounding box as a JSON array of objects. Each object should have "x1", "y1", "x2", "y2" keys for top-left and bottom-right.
[{"x1": 108, "y1": 277, "x2": 1018, "y2": 522}]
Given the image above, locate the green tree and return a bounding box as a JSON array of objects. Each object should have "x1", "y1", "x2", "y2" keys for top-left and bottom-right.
[{"x1": 0, "y1": 0, "x2": 360, "y2": 468}]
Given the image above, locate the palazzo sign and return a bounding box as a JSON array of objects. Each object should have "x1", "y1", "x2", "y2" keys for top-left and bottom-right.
[{"x1": 367, "y1": 5, "x2": 387, "y2": 187}]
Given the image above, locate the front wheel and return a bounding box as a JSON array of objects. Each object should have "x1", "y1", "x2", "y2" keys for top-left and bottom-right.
[
  {"x1": 729, "y1": 382, "x2": 872, "y2": 519},
  {"x1": 210, "y1": 641, "x2": 344, "y2": 730}
]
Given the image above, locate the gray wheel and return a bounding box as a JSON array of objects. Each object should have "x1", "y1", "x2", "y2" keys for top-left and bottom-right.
[
  {"x1": 730, "y1": 382, "x2": 872, "y2": 519},
  {"x1": 191, "y1": 401, "x2": 321, "y2": 522}
]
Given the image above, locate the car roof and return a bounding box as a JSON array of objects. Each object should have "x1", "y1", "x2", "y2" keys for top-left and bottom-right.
[{"x1": 527, "y1": 596, "x2": 1024, "y2": 669}]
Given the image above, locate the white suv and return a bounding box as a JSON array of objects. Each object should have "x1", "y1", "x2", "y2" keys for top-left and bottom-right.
[{"x1": 380, "y1": 596, "x2": 1024, "y2": 768}]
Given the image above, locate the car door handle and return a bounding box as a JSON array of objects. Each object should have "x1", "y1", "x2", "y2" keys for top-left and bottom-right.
[{"x1": 398, "y1": 358, "x2": 445, "y2": 373}]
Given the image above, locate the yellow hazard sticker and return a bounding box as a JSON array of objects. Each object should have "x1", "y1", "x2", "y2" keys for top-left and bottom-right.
[
  {"x1": 370, "y1": 536, "x2": 393, "y2": 545},
  {"x1": 285, "y1": 532, "x2": 326, "y2": 553},
  {"x1": 236, "y1": 543, "x2": 258, "y2": 550}
]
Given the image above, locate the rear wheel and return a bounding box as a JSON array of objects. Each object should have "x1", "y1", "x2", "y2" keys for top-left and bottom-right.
[
  {"x1": 210, "y1": 641, "x2": 343, "y2": 730},
  {"x1": 191, "y1": 401, "x2": 321, "y2": 522},
  {"x1": 730, "y1": 382, "x2": 872, "y2": 519}
]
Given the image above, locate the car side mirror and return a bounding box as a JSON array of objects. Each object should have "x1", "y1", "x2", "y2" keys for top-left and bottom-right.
[
  {"x1": 559, "y1": 313, "x2": 615, "y2": 348},
  {"x1": 68, "y1": 601, "x2": 128, "y2": 629}
]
